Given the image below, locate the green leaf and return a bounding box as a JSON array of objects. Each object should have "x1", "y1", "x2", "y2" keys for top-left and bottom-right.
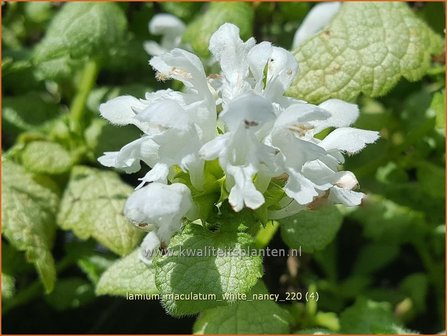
[
  {"x1": 416, "y1": 161, "x2": 445, "y2": 198},
  {"x1": 193, "y1": 282, "x2": 290, "y2": 334},
  {"x1": 57, "y1": 166, "x2": 143, "y2": 256},
  {"x1": 2, "y1": 92, "x2": 60, "y2": 143},
  {"x1": 35, "y1": 2, "x2": 127, "y2": 61},
  {"x1": 352, "y1": 243, "x2": 399, "y2": 275},
  {"x1": 45, "y1": 278, "x2": 95, "y2": 311},
  {"x1": 182, "y1": 2, "x2": 254, "y2": 58},
  {"x1": 288, "y1": 2, "x2": 444, "y2": 103},
  {"x1": 280, "y1": 205, "x2": 343, "y2": 253},
  {"x1": 21, "y1": 141, "x2": 74, "y2": 175},
  {"x1": 96, "y1": 249, "x2": 158, "y2": 297},
  {"x1": 24, "y1": 2, "x2": 54, "y2": 24},
  {"x1": 34, "y1": 57, "x2": 81, "y2": 81},
  {"x1": 34, "y1": 3, "x2": 127, "y2": 78},
  {"x1": 77, "y1": 254, "x2": 114, "y2": 285},
  {"x1": 161, "y1": 2, "x2": 203, "y2": 21},
  {"x1": 1, "y1": 159, "x2": 59, "y2": 293},
  {"x1": 349, "y1": 195, "x2": 426, "y2": 244},
  {"x1": 154, "y1": 220, "x2": 263, "y2": 316},
  {"x1": 2, "y1": 243, "x2": 34, "y2": 276},
  {"x1": 340, "y1": 297, "x2": 403, "y2": 333},
  {"x1": 2, "y1": 273, "x2": 15, "y2": 301}
]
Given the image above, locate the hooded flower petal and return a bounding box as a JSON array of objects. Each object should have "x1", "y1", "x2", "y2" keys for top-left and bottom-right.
[
  {"x1": 209, "y1": 23, "x2": 256, "y2": 101},
  {"x1": 136, "y1": 99, "x2": 191, "y2": 131},
  {"x1": 144, "y1": 14, "x2": 186, "y2": 56},
  {"x1": 247, "y1": 42, "x2": 299, "y2": 99},
  {"x1": 328, "y1": 186, "x2": 364, "y2": 206},
  {"x1": 124, "y1": 182, "x2": 193, "y2": 242},
  {"x1": 150, "y1": 48, "x2": 210, "y2": 96}
]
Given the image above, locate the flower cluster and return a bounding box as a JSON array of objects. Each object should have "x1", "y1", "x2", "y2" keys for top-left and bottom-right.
[{"x1": 99, "y1": 22, "x2": 378, "y2": 264}]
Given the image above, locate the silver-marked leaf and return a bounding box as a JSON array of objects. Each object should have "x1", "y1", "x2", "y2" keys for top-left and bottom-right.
[
  {"x1": 2, "y1": 159, "x2": 59, "y2": 293},
  {"x1": 288, "y1": 2, "x2": 444, "y2": 103},
  {"x1": 21, "y1": 141, "x2": 74, "y2": 175},
  {"x1": 57, "y1": 166, "x2": 143, "y2": 256},
  {"x1": 96, "y1": 249, "x2": 158, "y2": 297}
]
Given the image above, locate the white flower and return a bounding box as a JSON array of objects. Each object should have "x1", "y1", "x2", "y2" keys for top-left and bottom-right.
[
  {"x1": 293, "y1": 2, "x2": 341, "y2": 49},
  {"x1": 143, "y1": 14, "x2": 186, "y2": 56},
  {"x1": 99, "y1": 22, "x2": 379, "y2": 229},
  {"x1": 124, "y1": 182, "x2": 193, "y2": 264},
  {"x1": 98, "y1": 48, "x2": 216, "y2": 189}
]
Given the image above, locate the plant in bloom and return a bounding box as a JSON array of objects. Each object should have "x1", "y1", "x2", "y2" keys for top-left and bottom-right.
[{"x1": 98, "y1": 23, "x2": 379, "y2": 263}]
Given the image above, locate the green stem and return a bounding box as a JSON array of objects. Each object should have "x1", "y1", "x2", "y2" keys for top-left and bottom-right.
[{"x1": 69, "y1": 60, "x2": 100, "y2": 134}]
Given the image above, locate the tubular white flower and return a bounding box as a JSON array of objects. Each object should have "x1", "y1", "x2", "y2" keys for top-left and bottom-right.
[
  {"x1": 144, "y1": 14, "x2": 186, "y2": 56},
  {"x1": 125, "y1": 182, "x2": 193, "y2": 243}
]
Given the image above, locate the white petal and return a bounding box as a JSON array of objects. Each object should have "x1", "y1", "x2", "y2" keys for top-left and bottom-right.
[
  {"x1": 184, "y1": 158, "x2": 205, "y2": 190},
  {"x1": 293, "y1": 2, "x2": 341, "y2": 48},
  {"x1": 209, "y1": 23, "x2": 256, "y2": 88},
  {"x1": 124, "y1": 182, "x2": 193, "y2": 235},
  {"x1": 320, "y1": 127, "x2": 380, "y2": 154},
  {"x1": 154, "y1": 127, "x2": 202, "y2": 167},
  {"x1": 272, "y1": 129, "x2": 327, "y2": 168},
  {"x1": 97, "y1": 152, "x2": 119, "y2": 168},
  {"x1": 143, "y1": 41, "x2": 166, "y2": 57},
  {"x1": 328, "y1": 186, "x2": 364, "y2": 206},
  {"x1": 97, "y1": 137, "x2": 149, "y2": 173},
  {"x1": 150, "y1": 48, "x2": 209, "y2": 94},
  {"x1": 220, "y1": 93, "x2": 276, "y2": 132},
  {"x1": 247, "y1": 41, "x2": 272, "y2": 89},
  {"x1": 264, "y1": 47, "x2": 299, "y2": 98},
  {"x1": 301, "y1": 159, "x2": 336, "y2": 190},
  {"x1": 227, "y1": 165, "x2": 265, "y2": 211},
  {"x1": 136, "y1": 99, "x2": 190, "y2": 130},
  {"x1": 274, "y1": 102, "x2": 330, "y2": 130},
  {"x1": 137, "y1": 162, "x2": 170, "y2": 187},
  {"x1": 149, "y1": 14, "x2": 185, "y2": 36},
  {"x1": 313, "y1": 99, "x2": 359, "y2": 133},
  {"x1": 332, "y1": 171, "x2": 359, "y2": 190},
  {"x1": 284, "y1": 169, "x2": 318, "y2": 205},
  {"x1": 99, "y1": 96, "x2": 147, "y2": 130},
  {"x1": 139, "y1": 232, "x2": 161, "y2": 265},
  {"x1": 199, "y1": 135, "x2": 230, "y2": 160},
  {"x1": 268, "y1": 199, "x2": 306, "y2": 220}
]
